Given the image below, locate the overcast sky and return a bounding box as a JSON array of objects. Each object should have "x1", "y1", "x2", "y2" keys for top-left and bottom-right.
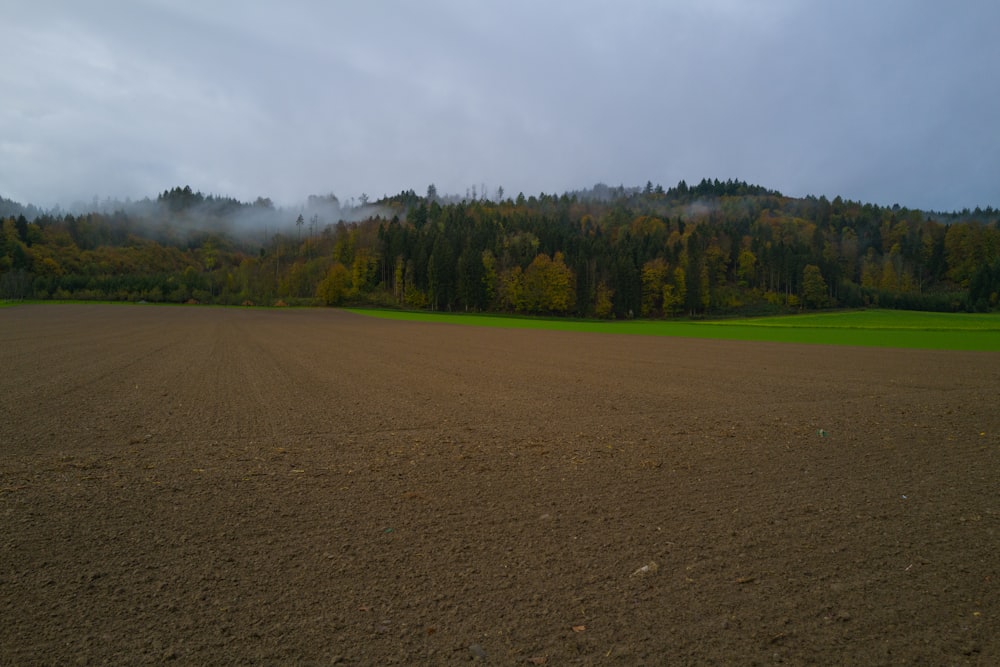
[{"x1": 3, "y1": 1, "x2": 998, "y2": 212}]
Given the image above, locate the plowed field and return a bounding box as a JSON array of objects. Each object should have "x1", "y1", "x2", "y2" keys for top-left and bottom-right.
[{"x1": 2, "y1": 304, "x2": 998, "y2": 665}]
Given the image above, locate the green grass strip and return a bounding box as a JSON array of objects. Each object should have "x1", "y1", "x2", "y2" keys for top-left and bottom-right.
[{"x1": 347, "y1": 308, "x2": 1000, "y2": 352}]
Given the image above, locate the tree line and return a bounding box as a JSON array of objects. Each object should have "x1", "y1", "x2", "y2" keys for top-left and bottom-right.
[{"x1": 2, "y1": 179, "x2": 999, "y2": 314}]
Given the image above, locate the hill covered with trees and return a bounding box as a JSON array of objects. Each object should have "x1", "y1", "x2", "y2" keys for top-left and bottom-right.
[{"x1": 3, "y1": 180, "x2": 999, "y2": 315}]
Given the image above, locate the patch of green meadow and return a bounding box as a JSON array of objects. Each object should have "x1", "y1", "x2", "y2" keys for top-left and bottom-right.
[{"x1": 347, "y1": 308, "x2": 1000, "y2": 351}]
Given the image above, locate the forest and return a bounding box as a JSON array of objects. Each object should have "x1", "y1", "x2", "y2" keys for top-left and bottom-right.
[{"x1": 2, "y1": 179, "x2": 1000, "y2": 316}]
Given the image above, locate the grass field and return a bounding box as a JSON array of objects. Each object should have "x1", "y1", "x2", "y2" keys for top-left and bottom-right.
[
  {"x1": 3, "y1": 302, "x2": 997, "y2": 350},
  {"x1": 349, "y1": 308, "x2": 1000, "y2": 351}
]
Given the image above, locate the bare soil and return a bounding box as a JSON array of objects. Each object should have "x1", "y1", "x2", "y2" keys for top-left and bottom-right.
[{"x1": 1, "y1": 304, "x2": 998, "y2": 665}]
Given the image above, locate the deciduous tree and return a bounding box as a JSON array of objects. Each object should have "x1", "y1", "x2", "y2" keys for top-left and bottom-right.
[
  {"x1": 641, "y1": 257, "x2": 669, "y2": 317},
  {"x1": 316, "y1": 263, "x2": 350, "y2": 305},
  {"x1": 802, "y1": 264, "x2": 829, "y2": 308}
]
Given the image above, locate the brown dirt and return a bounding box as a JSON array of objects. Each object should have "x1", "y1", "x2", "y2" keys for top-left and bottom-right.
[{"x1": 1, "y1": 304, "x2": 998, "y2": 665}]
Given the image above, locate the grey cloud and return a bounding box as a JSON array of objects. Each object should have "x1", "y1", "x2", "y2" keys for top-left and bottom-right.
[{"x1": 1, "y1": 0, "x2": 997, "y2": 211}]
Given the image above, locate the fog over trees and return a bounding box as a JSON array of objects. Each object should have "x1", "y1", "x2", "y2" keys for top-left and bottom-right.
[{"x1": 2, "y1": 180, "x2": 999, "y2": 314}]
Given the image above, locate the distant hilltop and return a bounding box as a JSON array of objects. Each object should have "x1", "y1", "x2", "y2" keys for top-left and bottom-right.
[{"x1": 2, "y1": 179, "x2": 998, "y2": 314}]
